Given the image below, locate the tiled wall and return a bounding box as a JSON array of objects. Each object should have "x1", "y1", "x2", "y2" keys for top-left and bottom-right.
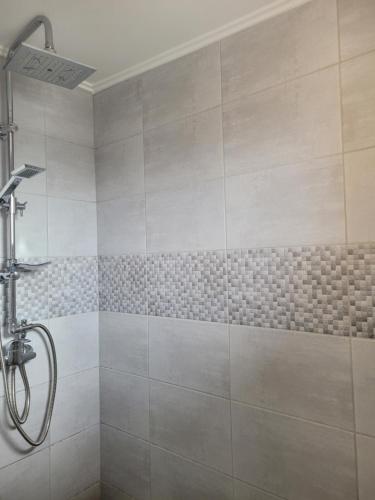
[
  {"x1": 0, "y1": 66, "x2": 100, "y2": 499},
  {"x1": 95, "y1": 1, "x2": 375, "y2": 499}
]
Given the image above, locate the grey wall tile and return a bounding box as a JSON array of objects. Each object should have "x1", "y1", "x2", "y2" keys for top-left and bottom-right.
[
  {"x1": 94, "y1": 77, "x2": 143, "y2": 148},
  {"x1": 151, "y1": 445, "x2": 233, "y2": 500},
  {"x1": 46, "y1": 137, "x2": 96, "y2": 202},
  {"x1": 99, "y1": 312, "x2": 148, "y2": 376},
  {"x1": 230, "y1": 326, "x2": 353, "y2": 429},
  {"x1": 232, "y1": 402, "x2": 357, "y2": 500},
  {"x1": 357, "y1": 433, "x2": 375, "y2": 500},
  {"x1": 234, "y1": 480, "x2": 282, "y2": 500},
  {"x1": 149, "y1": 316, "x2": 229, "y2": 397},
  {"x1": 50, "y1": 312, "x2": 99, "y2": 378},
  {"x1": 16, "y1": 194, "x2": 48, "y2": 258},
  {"x1": 14, "y1": 129, "x2": 47, "y2": 195},
  {"x1": 101, "y1": 424, "x2": 150, "y2": 500},
  {"x1": 97, "y1": 195, "x2": 146, "y2": 255},
  {"x1": 226, "y1": 156, "x2": 345, "y2": 248},
  {"x1": 101, "y1": 483, "x2": 133, "y2": 500},
  {"x1": 51, "y1": 426, "x2": 100, "y2": 500},
  {"x1": 345, "y1": 148, "x2": 375, "y2": 243},
  {"x1": 51, "y1": 368, "x2": 100, "y2": 443},
  {"x1": 100, "y1": 368, "x2": 149, "y2": 440},
  {"x1": 222, "y1": 0, "x2": 338, "y2": 102},
  {"x1": 0, "y1": 449, "x2": 50, "y2": 500},
  {"x1": 352, "y1": 339, "x2": 375, "y2": 436},
  {"x1": 48, "y1": 198, "x2": 97, "y2": 257},
  {"x1": 150, "y1": 381, "x2": 232, "y2": 473},
  {"x1": 72, "y1": 483, "x2": 101, "y2": 500},
  {"x1": 144, "y1": 107, "x2": 223, "y2": 193},
  {"x1": 342, "y1": 51, "x2": 375, "y2": 152},
  {"x1": 142, "y1": 44, "x2": 221, "y2": 130},
  {"x1": 146, "y1": 178, "x2": 225, "y2": 252},
  {"x1": 338, "y1": 0, "x2": 375, "y2": 60},
  {"x1": 13, "y1": 73, "x2": 46, "y2": 134},
  {"x1": 96, "y1": 134, "x2": 144, "y2": 202},
  {"x1": 223, "y1": 66, "x2": 341, "y2": 177},
  {"x1": 45, "y1": 86, "x2": 94, "y2": 148}
]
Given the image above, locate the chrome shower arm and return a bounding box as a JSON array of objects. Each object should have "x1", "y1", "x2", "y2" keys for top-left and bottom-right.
[{"x1": 5, "y1": 15, "x2": 55, "y2": 65}]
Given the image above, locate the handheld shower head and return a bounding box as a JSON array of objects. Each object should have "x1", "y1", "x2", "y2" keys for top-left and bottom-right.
[{"x1": 0, "y1": 164, "x2": 45, "y2": 203}]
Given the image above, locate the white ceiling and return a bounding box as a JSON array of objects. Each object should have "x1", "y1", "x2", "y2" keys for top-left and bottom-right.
[{"x1": 0, "y1": 0, "x2": 309, "y2": 92}]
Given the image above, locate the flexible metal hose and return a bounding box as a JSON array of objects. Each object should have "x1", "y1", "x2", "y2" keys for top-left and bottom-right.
[
  {"x1": 0, "y1": 323, "x2": 57, "y2": 447},
  {"x1": 10, "y1": 364, "x2": 31, "y2": 423}
]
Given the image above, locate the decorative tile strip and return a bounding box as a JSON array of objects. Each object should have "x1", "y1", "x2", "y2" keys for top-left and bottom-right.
[
  {"x1": 48, "y1": 256, "x2": 98, "y2": 317},
  {"x1": 147, "y1": 251, "x2": 228, "y2": 323},
  {"x1": 98, "y1": 255, "x2": 147, "y2": 314},
  {"x1": 16, "y1": 258, "x2": 49, "y2": 322}
]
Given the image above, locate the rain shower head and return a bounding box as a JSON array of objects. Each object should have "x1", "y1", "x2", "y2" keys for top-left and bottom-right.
[
  {"x1": 3, "y1": 43, "x2": 96, "y2": 89},
  {"x1": 0, "y1": 164, "x2": 45, "y2": 203}
]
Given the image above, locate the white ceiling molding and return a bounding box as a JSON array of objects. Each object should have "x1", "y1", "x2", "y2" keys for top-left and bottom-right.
[{"x1": 0, "y1": 0, "x2": 310, "y2": 95}]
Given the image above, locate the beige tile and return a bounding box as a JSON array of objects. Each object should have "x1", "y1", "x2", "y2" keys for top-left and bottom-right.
[
  {"x1": 357, "y1": 434, "x2": 375, "y2": 500},
  {"x1": 144, "y1": 107, "x2": 223, "y2": 193},
  {"x1": 149, "y1": 316, "x2": 230, "y2": 397},
  {"x1": 150, "y1": 381, "x2": 232, "y2": 473},
  {"x1": 94, "y1": 77, "x2": 142, "y2": 148},
  {"x1": 101, "y1": 424, "x2": 150, "y2": 500},
  {"x1": 142, "y1": 44, "x2": 221, "y2": 130},
  {"x1": 339, "y1": 0, "x2": 375, "y2": 60},
  {"x1": 232, "y1": 402, "x2": 357, "y2": 500},
  {"x1": 230, "y1": 326, "x2": 353, "y2": 429},
  {"x1": 151, "y1": 445, "x2": 233, "y2": 500},
  {"x1": 223, "y1": 66, "x2": 342, "y2": 177},
  {"x1": 146, "y1": 178, "x2": 225, "y2": 252},
  {"x1": 222, "y1": 0, "x2": 338, "y2": 102},
  {"x1": 352, "y1": 339, "x2": 375, "y2": 436},
  {"x1": 100, "y1": 368, "x2": 149, "y2": 440},
  {"x1": 345, "y1": 148, "x2": 375, "y2": 242},
  {"x1": 97, "y1": 194, "x2": 146, "y2": 255},
  {"x1": 226, "y1": 156, "x2": 345, "y2": 249},
  {"x1": 96, "y1": 134, "x2": 144, "y2": 202},
  {"x1": 342, "y1": 51, "x2": 375, "y2": 152}
]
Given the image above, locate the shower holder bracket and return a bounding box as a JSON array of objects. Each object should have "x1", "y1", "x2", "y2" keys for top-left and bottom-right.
[{"x1": 0, "y1": 123, "x2": 18, "y2": 140}]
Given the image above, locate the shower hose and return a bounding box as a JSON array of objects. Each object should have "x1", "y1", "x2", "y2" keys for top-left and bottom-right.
[{"x1": 0, "y1": 322, "x2": 57, "y2": 446}]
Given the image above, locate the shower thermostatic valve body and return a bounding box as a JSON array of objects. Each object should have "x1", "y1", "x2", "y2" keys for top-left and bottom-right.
[{"x1": 4, "y1": 337, "x2": 36, "y2": 366}]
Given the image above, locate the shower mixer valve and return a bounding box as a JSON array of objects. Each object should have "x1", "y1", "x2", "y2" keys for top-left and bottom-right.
[{"x1": 4, "y1": 337, "x2": 36, "y2": 366}]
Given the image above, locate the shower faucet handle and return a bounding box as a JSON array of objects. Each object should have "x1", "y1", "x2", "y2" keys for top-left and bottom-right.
[{"x1": 16, "y1": 261, "x2": 51, "y2": 272}]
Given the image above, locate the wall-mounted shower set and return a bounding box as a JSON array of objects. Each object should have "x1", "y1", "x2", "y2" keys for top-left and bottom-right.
[{"x1": 0, "y1": 16, "x2": 95, "y2": 446}]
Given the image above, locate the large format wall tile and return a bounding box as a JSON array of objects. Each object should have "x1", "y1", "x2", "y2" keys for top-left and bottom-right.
[
  {"x1": 232, "y1": 402, "x2": 357, "y2": 500},
  {"x1": 48, "y1": 198, "x2": 97, "y2": 257},
  {"x1": 101, "y1": 483, "x2": 133, "y2": 500},
  {"x1": 149, "y1": 316, "x2": 229, "y2": 397},
  {"x1": 338, "y1": 0, "x2": 375, "y2": 60},
  {"x1": 101, "y1": 424, "x2": 151, "y2": 500},
  {"x1": 13, "y1": 73, "x2": 46, "y2": 135},
  {"x1": 225, "y1": 156, "x2": 345, "y2": 248},
  {"x1": 96, "y1": 134, "x2": 144, "y2": 202},
  {"x1": 345, "y1": 148, "x2": 375, "y2": 243},
  {"x1": 16, "y1": 194, "x2": 48, "y2": 258},
  {"x1": 0, "y1": 449, "x2": 50, "y2": 500},
  {"x1": 14, "y1": 129, "x2": 47, "y2": 196},
  {"x1": 234, "y1": 480, "x2": 281, "y2": 500},
  {"x1": 146, "y1": 179, "x2": 225, "y2": 252},
  {"x1": 230, "y1": 326, "x2": 353, "y2": 429},
  {"x1": 357, "y1": 434, "x2": 375, "y2": 500},
  {"x1": 94, "y1": 77, "x2": 143, "y2": 148},
  {"x1": 352, "y1": 339, "x2": 375, "y2": 436},
  {"x1": 147, "y1": 250, "x2": 227, "y2": 323},
  {"x1": 101, "y1": 368, "x2": 149, "y2": 440},
  {"x1": 150, "y1": 381, "x2": 232, "y2": 473},
  {"x1": 46, "y1": 137, "x2": 96, "y2": 202},
  {"x1": 142, "y1": 44, "x2": 221, "y2": 131},
  {"x1": 223, "y1": 66, "x2": 341, "y2": 177},
  {"x1": 342, "y1": 50, "x2": 375, "y2": 152},
  {"x1": 151, "y1": 446, "x2": 233, "y2": 500},
  {"x1": 100, "y1": 312, "x2": 148, "y2": 376},
  {"x1": 51, "y1": 426, "x2": 100, "y2": 500},
  {"x1": 97, "y1": 195, "x2": 146, "y2": 255},
  {"x1": 222, "y1": 0, "x2": 338, "y2": 102},
  {"x1": 99, "y1": 255, "x2": 147, "y2": 314},
  {"x1": 144, "y1": 107, "x2": 223, "y2": 193}
]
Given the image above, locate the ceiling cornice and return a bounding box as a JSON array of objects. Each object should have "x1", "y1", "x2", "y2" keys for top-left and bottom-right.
[{"x1": 0, "y1": 0, "x2": 311, "y2": 95}]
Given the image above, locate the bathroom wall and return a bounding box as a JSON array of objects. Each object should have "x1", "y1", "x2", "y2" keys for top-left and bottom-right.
[
  {"x1": 0, "y1": 63, "x2": 100, "y2": 499},
  {"x1": 95, "y1": 1, "x2": 375, "y2": 499}
]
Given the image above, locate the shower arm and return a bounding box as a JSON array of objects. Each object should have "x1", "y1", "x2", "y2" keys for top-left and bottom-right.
[{"x1": 5, "y1": 15, "x2": 55, "y2": 66}]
